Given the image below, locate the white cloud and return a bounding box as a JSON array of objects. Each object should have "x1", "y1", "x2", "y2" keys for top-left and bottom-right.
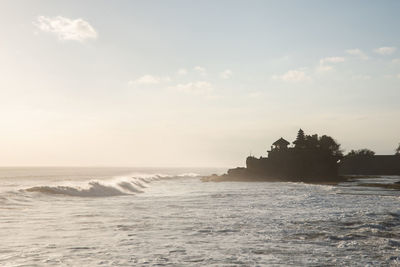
[
  {"x1": 374, "y1": 46, "x2": 396, "y2": 55},
  {"x1": 220, "y1": 69, "x2": 233, "y2": 79},
  {"x1": 320, "y1": 57, "x2": 345, "y2": 64},
  {"x1": 35, "y1": 16, "x2": 97, "y2": 42},
  {"x1": 174, "y1": 81, "x2": 213, "y2": 95},
  {"x1": 316, "y1": 65, "x2": 333, "y2": 72},
  {"x1": 129, "y1": 75, "x2": 171, "y2": 85},
  {"x1": 248, "y1": 91, "x2": 263, "y2": 98},
  {"x1": 177, "y1": 68, "x2": 188, "y2": 75},
  {"x1": 272, "y1": 70, "x2": 311, "y2": 82},
  {"x1": 392, "y1": 58, "x2": 400, "y2": 64},
  {"x1": 397, "y1": 73, "x2": 400, "y2": 79},
  {"x1": 131, "y1": 75, "x2": 159, "y2": 85},
  {"x1": 317, "y1": 57, "x2": 345, "y2": 72},
  {"x1": 352, "y1": 74, "x2": 371, "y2": 80},
  {"x1": 346, "y1": 49, "x2": 368, "y2": 60},
  {"x1": 194, "y1": 66, "x2": 207, "y2": 75}
]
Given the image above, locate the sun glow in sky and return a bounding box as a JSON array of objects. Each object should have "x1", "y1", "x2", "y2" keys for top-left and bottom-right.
[{"x1": 0, "y1": 1, "x2": 399, "y2": 167}]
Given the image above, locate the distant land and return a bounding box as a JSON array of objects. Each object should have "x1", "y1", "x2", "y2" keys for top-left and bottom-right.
[{"x1": 203, "y1": 129, "x2": 400, "y2": 184}]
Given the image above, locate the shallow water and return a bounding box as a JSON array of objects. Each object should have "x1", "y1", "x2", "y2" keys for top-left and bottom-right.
[{"x1": 1, "y1": 167, "x2": 400, "y2": 266}]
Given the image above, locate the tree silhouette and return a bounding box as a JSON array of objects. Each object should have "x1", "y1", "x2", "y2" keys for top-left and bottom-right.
[
  {"x1": 304, "y1": 134, "x2": 319, "y2": 149},
  {"x1": 396, "y1": 143, "x2": 400, "y2": 155},
  {"x1": 346, "y1": 149, "x2": 375, "y2": 157},
  {"x1": 319, "y1": 135, "x2": 343, "y2": 157}
]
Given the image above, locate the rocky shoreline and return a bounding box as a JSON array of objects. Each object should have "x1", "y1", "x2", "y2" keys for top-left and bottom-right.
[{"x1": 201, "y1": 173, "x2": 349, "y2": 185}]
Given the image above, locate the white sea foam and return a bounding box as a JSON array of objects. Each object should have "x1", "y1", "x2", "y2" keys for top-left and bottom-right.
[
  {"x1": 22, "y1": 172, "x2": 199, "y2": 197},
  {"x1": 1, "y1": 168, "x2": 400, "y2": 266},
  {"x1": 26, "y1": 181, "x2": 130, "y2": 197}
]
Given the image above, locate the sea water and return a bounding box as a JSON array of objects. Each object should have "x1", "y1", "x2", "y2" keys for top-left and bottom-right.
[{"x1": 1, "y1": 167, "x2": 400, "y2": 266}]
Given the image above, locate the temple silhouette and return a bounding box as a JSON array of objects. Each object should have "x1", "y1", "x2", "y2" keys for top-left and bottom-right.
[{"x1": 227, "y1": 129, "x2": 343, "y2": 182}]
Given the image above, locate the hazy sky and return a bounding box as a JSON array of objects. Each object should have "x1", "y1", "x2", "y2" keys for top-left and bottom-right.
[{"x1": 0, "y1": 1, "x2": 399, "y2": 167}]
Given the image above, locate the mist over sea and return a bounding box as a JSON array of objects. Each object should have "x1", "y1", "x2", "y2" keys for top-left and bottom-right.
[{"x1": 1, "y1": 167, "x2": 400, "y2": 266}]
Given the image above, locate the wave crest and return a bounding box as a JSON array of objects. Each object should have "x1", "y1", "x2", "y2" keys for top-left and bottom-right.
[
  {"x1": 24, "y1": 173, "x2": 199, "y2": 198},
  {"x1": 26, "y1": 181, "x2": 129, "y2": 197}
]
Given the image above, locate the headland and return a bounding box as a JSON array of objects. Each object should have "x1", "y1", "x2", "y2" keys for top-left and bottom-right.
[{"x1": 203, "y1": 129, "x2": 400, "y2": 184}]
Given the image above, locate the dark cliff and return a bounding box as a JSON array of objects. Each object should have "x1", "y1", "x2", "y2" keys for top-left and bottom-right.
[{"x1": 339, "y1": 155, "x2": 400, "y2": 175}]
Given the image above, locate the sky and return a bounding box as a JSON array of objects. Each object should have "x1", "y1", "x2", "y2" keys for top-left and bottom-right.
[{"x1": 0, "y1": 0, "x2": 399, "y2": 167}]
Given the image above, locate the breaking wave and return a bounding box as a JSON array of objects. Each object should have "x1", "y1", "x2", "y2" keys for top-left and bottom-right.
[{"x1": 24, "y1": 173, "x2": 199, "y2": 198}]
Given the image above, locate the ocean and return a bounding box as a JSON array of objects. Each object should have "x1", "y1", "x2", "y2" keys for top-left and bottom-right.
[{"x1": 1, "y1": 167, "x2": 400, "y2": 266}]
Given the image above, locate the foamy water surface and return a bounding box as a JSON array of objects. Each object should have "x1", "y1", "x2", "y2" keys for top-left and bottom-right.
[{"x1": 1, "y1": 167, "x2": 400, "y2": 266}]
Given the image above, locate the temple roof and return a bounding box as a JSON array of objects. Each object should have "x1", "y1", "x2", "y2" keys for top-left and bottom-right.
[{"x1": 272, "y1": 137, "x2": 290, "y2": 146}]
